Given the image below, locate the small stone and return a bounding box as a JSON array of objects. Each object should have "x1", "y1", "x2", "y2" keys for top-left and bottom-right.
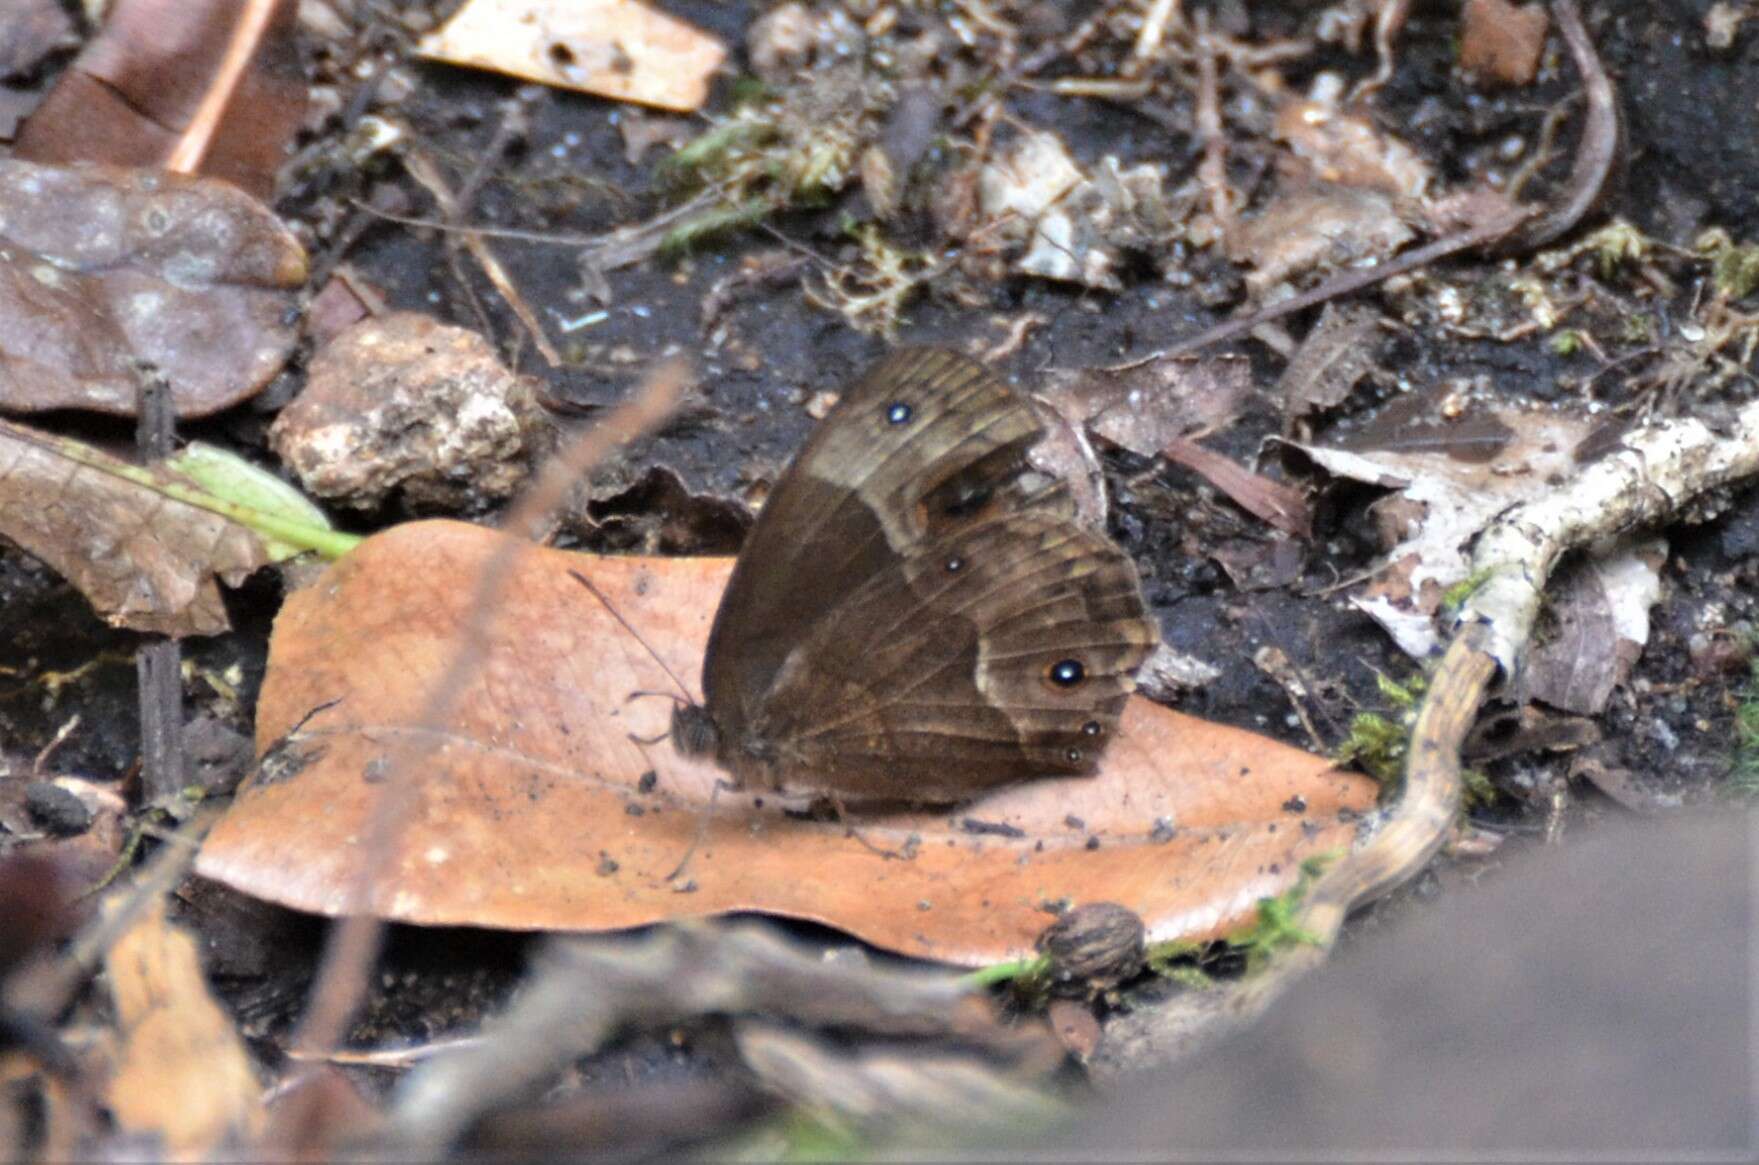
[
  {"x1": 270, "y1": 312, "x2": 538, "y2": 512},
  {"x1": 25, "y1": 782, "x2": 92, "y2": 836}
]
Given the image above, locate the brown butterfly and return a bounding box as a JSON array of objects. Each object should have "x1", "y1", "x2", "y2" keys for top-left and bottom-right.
[{"x1": 671, "y1": 347, "x2": 1157, "y2": 803}]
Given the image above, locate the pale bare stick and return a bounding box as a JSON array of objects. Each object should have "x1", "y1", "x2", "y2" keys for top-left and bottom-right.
[{"x1": 290, "y1": 358, "x2": 690, "y2": 1060}]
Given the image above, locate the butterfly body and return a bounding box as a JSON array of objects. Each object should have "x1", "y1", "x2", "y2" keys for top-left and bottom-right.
[{"x1": 672, "y1": 348, "x2": 1157, "y2": 804}]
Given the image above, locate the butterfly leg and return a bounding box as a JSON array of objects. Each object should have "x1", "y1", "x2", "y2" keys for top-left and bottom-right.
[
  {"x1": 827, "y1": 793, "x2": 919, "y2": 862},
  {"x1": 663, "y1": 777, "x2": 741, "y2": 885}
]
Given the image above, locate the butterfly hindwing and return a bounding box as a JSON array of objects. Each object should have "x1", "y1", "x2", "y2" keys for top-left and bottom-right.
[{"x1": 747, "y1": 512, "x2": 1157, "y2": 802}]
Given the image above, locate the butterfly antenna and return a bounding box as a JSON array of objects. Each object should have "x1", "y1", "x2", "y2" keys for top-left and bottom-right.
[{"x1": 567, "y1": 569, "x2": 699, "y2": 704}]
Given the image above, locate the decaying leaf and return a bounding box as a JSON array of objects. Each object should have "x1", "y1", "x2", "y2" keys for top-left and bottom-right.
[
  {"x1": 1233, "y1": 181, "x2": 1415, "y2": 293},
  {"x1": 1277, "y1": 303, "x2": 1385, "y2": 423},
  {"x1": 195, "y1": 521, "x2": 1376, "y2": 966},
  {"x1": 270, "y1": 312, "x2": 541, "y2": 512},
  {"x1": 1042, "y1": 354, "x2": 1252, "y2": 455},
  {"x1": 417, "y1": 0, "x2": 727, "y2": 114},
  {"x1": 0, "y1": 419, "x2": 329, "y2": 637},
  {"x1": 104, "y1": 901, "x2": 264, "y2": 1156},
  {"x1": 1520, "y1": 536, "x2": 1666, "y2": 716},
  {"x1": 1285, "y1": 393, "x2": 1599, "y2": 656},
  {"x1": 1273, "y1": 96, "x2": 1433, "y2": 201},
  {"x1": 975, "y1": 131, "x2": 1181, "y2": 290},
  {"x1": 13, "y1": 0, "x2": 307, "y2": 200},
  {"x1": 0, "y1": 160, "x2": 306, "y2": 417}
]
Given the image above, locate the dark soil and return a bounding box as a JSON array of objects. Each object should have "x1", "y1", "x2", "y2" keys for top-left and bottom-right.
[{"x1": 1, "y1": 0, "x2": 1756, "y2": 1153}]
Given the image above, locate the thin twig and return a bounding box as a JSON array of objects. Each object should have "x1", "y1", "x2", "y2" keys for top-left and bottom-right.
[
  {"x1": 1503, "y1": 0, "x2": 1619, "y2": 251},
  {"x1": 289, "y1": 358, "x2": 690, "y2": 1061}
]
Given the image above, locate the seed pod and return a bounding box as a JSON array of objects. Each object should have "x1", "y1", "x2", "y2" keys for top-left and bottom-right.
[{"x1": 1037, "y1": 902, "x2": 1146, "y2": 993}]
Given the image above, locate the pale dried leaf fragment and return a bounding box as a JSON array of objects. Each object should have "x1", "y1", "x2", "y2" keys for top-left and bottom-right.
[
  {"x1": 1233, "y1": 182, "x2": 1414, "y2": 293},
  {"x1": 977, "y1": 131, "x2": 1179, "y2": 290},
  {"x1": 0, "y1": 0, "x2": 75, "y2": 79},
  {"x1": 0, "y1": 160, "x2": 306, "y2": 417},
  {"x1": 0, "y1": 419, "x2": 274, "y2": 637},
  {"x1": 417, "y1": 0, "x2": 727, "y2": 114},
  {"x1": 1274, "y1": 95, "x2": 1433, "y2": 199},
  {"x1": 1287, "y1": 396, "x2": 1597, "y2": 656},
  {"x1": 105, "y1": 901, "x2": 264, "y2": 1157}
]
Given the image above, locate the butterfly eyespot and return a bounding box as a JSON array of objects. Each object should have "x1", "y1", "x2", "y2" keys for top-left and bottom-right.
[
  {"x1": 1064, "y1": 747, "x2": 1083, "y2": 764},
  {"x1": 1082, "y1": 720, "x2": 1102, "y2": 737},
  {"x1": 1047, "y1": 659, "x2": 1086, "y2": 688},
  {"x1": 945, "y1": 555, "x2": 965, "y2": 573},
  {"x1": 885, "y1": 401, "x2": 913, "y2": 425}
]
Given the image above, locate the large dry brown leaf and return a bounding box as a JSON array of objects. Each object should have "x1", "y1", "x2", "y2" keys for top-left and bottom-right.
[
  {"x1": 197, "y1": 521, "x2": 1375, "y2": 965},
  {"x1": 0, "y1": 419, "x2": 273, "y2": 636},
  {"x1": 104, "y1": 901, "x2": 264, "y2": 1156},
  {"x1": 14, "y1": 0, "x2": 306, "y2": 200},
  {"x1": 0, "y1": 160, "x2": 306, "y2": 417}
]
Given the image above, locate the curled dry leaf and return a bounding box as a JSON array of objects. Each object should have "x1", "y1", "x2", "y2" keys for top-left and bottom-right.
[
  {"x1": 0, "y1": 0, "x2": 76, "y2": 80},
  {"x1": 0, "y1": 160, "x2": 306, "y2": 417},
  {"x1": 1043, "y1": 354, "x2": 1252, "y2": 456},
  {"x1": 1519, "y1": 536, "x2": 1665, "y2": 717},
  {"x1": 13, "y1": 0, "x2": 307, "y2": 200},
  {"x1": 195, "y1": 521, "x2": 1375, "y2": 966},
  {"x1": 0, "y1": 419, "x2": 284, "y2": 637},
  {"x1": 417, "y1": 0, "x2": 727, "y2": 114},
  {"x1": 1273, "y1": 97, "x2": 1433, "y2": 200},
  {"x1": 104, "y1": 901, "x2": 264, "y2": 1156}
]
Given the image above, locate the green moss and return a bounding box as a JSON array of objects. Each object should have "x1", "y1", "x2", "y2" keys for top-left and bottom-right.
[
  {"x1": 1439, "y1": 568, "x2": 1497, "y2": 617},
  {"x1": 658, "y1": 198, "x2": 772, "y2": 256},
  {"x1": 1460, "y1": 766, "x2": 1499, "y2": 808},
  {"x1": 656, "y1": 62, "x2": 890, "y2": 255},
  {"x1": 1334, "y1": 710, "x2": 1409, "y2": 787},
  {"x1": 1698, "y1": 228, "x2": 1759, "y2": 302},
  {"x1": 1232, "y1": 854, "x2": 1333, "y2": 972}
]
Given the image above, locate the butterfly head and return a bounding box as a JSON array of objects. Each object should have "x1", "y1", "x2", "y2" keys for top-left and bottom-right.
[{"x1": 669, "y1": 701, "x2": 721, "y2": 757}]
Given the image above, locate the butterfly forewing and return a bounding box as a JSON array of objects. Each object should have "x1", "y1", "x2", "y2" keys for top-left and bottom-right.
[{"x1": 701, "y1": 348, "x2": 1073, "y2": 746}]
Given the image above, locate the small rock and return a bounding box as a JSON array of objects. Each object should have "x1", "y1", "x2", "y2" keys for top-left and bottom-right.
[
  {"x1": 271, "y1": 312, "x2": 539, "y2": 511},
  {"x1": 25, "y1": 781, "x2": 93, "y2": 836}
]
